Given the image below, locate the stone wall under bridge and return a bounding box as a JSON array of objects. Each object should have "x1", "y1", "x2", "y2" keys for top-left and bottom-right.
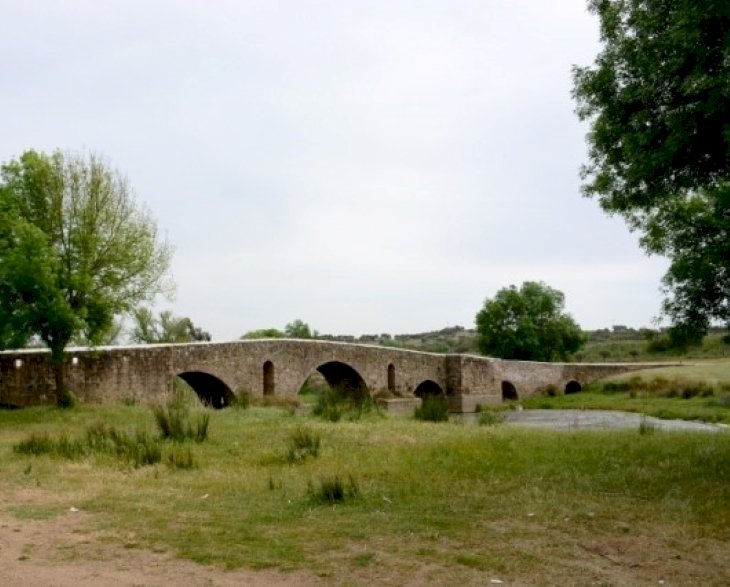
[{"x1": 0, "y1": 339, "x2": 666, "y2": 412}]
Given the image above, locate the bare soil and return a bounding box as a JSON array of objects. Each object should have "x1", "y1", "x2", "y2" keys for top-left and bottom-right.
[{"x1": 0, "y1": 509, "x2": 323, "y2": 587}]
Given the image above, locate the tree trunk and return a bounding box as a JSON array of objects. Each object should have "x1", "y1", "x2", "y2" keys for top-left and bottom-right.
[{"x1": 51, "y1": 349, "x2": 72, "y2": 407}]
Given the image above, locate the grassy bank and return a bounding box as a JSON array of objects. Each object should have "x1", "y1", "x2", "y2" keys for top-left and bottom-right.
[
  {"x1": 1, "y1": 403, "x2": 729, "y2": 585},
  {"x1": 522, "y1": 361, "x2": 730, "y2": 424}
]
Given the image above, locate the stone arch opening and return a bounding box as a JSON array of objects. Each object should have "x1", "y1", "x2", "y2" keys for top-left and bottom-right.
[
  {"x1": 387, "y1": 363, "x2": 396, "y2": 393},
  {"x1": 263, "y1": 361, "x2": 275, "y2": 395},
  {"x1": 565, "y1": 380, "x2": 582, "y2": 394},
  {"x1": 414, "y1": 379, "x2": 444, "y2": 397},
  {"x1": 311, "y1": 361, "x2": 368, "y2": 399},
  {"x1": 176, "y1": 371, "x2": 235, "y2": 409},
  {"x1": 501, "y1": 380, "x2": 518, "y2": 400}
]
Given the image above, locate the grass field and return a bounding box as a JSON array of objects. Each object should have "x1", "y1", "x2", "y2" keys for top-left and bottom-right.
[{"x1": 1, "y1": 399, "x2": 729, "y2": 585}]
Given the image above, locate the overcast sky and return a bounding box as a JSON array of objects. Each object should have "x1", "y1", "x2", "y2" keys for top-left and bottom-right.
[{"x1": 1, "y1": 0, "x2": 669, "y2": 340}]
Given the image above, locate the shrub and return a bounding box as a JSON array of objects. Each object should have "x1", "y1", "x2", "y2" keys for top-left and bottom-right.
[
  {"x1": 286, "y1": 427, "x2": 321, "y2": 463},
  {"x1": 414, "y1": 394, "x2": 449, "y2": 422}
]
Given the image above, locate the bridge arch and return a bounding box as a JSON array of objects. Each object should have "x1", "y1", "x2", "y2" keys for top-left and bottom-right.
[
  {"x1": 176, "y1": 371, "x2": 235, "y2": 409},
  {"x1": 565, "y1": 380, "x2": 582, "y2": 394},
  {"x1": 414, "y1": 379, "x2": 444, "y2": 397},
  {"x1": 300, "y1": 361, "x2": 369, "y2": 398},
  {"x1": 501, "y1": 380, "x2": 518, "y2": 400}
]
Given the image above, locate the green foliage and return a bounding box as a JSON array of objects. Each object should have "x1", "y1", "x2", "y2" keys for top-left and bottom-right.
[
  {"x1": 166, "y1": 446, "x2": 196, "y2": 469},
  {"x1": 475, "y1": 405, "x2": 505, "y2": 426},
  {"x1": 240, "y1": 328, "x2": 285, "y2": 339},
  {"x1": 284, "y1": 319, "x2": 318, "y2": 339},
  {"x1": 414, "y1": 394, "x2": 450, "y2": 422},
  {"x1": 14, "y1": 423, "x2": 162, "y2": 467},
  {"x1": 232, "y1": 389, "x2": 251, "y2": 410},
  {"x1": 153, "y1": 389, "x2": 210, "y2": 442},
  {"x1": 0, "y1": 150, "x2": 172, "y2": 404},
  {"x1": 57, "y1": 389, "x2": 78, "y2": 409},
  {"x1": 285, "y1": 427, "x2": 321, "y2": 463},
  {"x1": 309, "y1": 474, "x2": 360, "y2": 505},
  {"x1": 312, "y1": 386, "x2": 373, "y2": 422},
  {"x1": 573, "y1": 1, "x2": 730, "y2": 337},
  {"x1": 131, "y1": 308, "x2": 210, "y2": 344},
  {"x1": 475, "y1": 281, "x2": 585, "y2": 361}
]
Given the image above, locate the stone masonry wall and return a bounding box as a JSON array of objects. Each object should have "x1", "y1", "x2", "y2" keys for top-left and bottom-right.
[{"x1": 0, "y1": 341, "x2": 670, "y2": 410}]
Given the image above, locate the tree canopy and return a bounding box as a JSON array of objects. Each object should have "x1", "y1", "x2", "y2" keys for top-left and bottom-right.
[
  {"x1": 475, "y1": 282, "x2": 584, "y2": 361},
  {"x1": 0, "y1": 150, "x2": 172, "y2": 402},
  {"x1": 131, "y1": 308, "x2": 210, "y2": 344},
  {"x1": 284, "y1": 319, "x2": 317, "y2": 339},
  {"x1": 573, "y1": 0, "x2": 730, "y2": 341}
]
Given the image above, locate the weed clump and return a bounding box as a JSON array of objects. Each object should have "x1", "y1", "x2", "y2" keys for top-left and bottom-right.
[
  {"x1": 286, "y1": 427, "x2": 321, "y2": 463},
  {"x1": 309, "y1": 474, "x2": 360, "y2": 504},
  {"x1": 153, "y1": 389, "x2": 210, "y2": 442},
  {"x1": 414, "y1": 394, "x2": 449, "y2": 422},
  {"x1": 15, "y1": 424, "x2": 162, "y2": 467},
  {"x1": 166, "y1": 446, "x2": 196, "y2": 469},
  {"x1": 312, "y1": 386, "x2": 372, "y2": 422},
  {"x1": 232, "y1": 389, "x2": 251, "y2": 410},
  {"x1": 475, "y1": 405, "x2": 505, "y2": 426}
]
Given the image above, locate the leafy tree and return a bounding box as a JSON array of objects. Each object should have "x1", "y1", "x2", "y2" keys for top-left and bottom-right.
[
  {"x1": 0, "y1": 150, "x2": 172, "y2": 404},
  {"x1": 573, "y1": 0, "x2": 730, "y2": 342},
  {"x1": 240, "y1": 328, "x2": 285, "y2": 339},
  {"x1": 475, "y1": 282, "x2": 584, "y2": 361},
  {"x1": 284, "y1": 319, "x2": 318, "y2": 339},
  {"x1": 131, "y1": 308, "x2": 211, "y2": 344}
]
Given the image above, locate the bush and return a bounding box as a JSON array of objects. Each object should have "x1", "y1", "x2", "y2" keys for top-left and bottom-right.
[
  {"x1": 286, "y1": 427, "x2": 321, "y2": 463},
  {"x1": 414, "y1": 395, "x2": 449, "y2": 422}
]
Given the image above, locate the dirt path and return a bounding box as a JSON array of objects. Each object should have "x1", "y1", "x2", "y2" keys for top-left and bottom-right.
[{"x1": 0, "y1": 510, "x2": 322, "y2": 587}]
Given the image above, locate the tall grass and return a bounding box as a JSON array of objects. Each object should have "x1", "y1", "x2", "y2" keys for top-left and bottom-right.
[{"x1": 153, "y1": 388, "x2": 210, "y2": 442}]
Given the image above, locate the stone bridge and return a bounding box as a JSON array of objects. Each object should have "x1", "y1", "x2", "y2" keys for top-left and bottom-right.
[{"x1": 0, "y1": 340, "x2": 658, "y2": 412}]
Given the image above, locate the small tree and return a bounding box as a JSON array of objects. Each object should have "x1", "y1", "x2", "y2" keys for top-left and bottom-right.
[
  {"x1": 0, "y1": 150, "x2": 172, "y2": 405},
  {"x1": 475, "y1": 281, "x2": 584, "y2": 361}
]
